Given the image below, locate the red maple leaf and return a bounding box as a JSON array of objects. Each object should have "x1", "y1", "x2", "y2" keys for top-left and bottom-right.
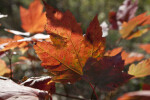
[{"x1": 83, "y1": 53, "x2": 132, "y2": 91}]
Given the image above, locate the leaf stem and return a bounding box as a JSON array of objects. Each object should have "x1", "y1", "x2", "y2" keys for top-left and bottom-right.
[
  {"x1": 54, "y1": 93, "x2": 87, "y2": 100},
  {"x1": 89, "y1": 82, "x2": 99, "y2": 100},
  {"x1": 91, "y1": 84, "x2": 96, "y2": 100}
]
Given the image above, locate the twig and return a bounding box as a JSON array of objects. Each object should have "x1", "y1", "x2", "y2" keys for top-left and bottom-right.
[
  {"x1": 54, "y1": 93, "x2": 88, "y2": 100},
  {"x1": 63, "y1": 84, "x2": 69, "y2": 100},
  {"x1": 7, "y1": 50, "x2": 13, "y2": 79},
  {"x1": 115, "y1": 37, "x2": 122, "y2": 45},
  {"x1": 91, "y1": 84, "x2": 97, "y2": 100},
  {"x1": 89, "y1": 82, "x2": 99, "y2": 100},
  {"x1": 8, "y1": 57, "x2": 12, "y2": 79}
]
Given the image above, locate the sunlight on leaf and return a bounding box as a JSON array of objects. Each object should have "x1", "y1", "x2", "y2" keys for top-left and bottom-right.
[
  {"x1": 20, "y1": 0, "x2": 46, "y2": 33},
  {"x1": 34, "y1": 1, "x2": 105, "y2": 83},
  {"x1": 120, "y1": 12, "x2": 150, "y2": 40},
  {"x1": 0, "y1": 59, "x2": 10, "y2": 76},
  {"x1": 128, "y1": 59, "x2": 150, "y2": 78}
]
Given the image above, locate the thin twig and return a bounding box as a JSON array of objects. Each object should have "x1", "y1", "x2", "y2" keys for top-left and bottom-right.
[
  {"x1": 54, "y1": 93, "x2": 88, "y2": 100},
  {"x1": 63, "y1": 85, "x2": 69, "y2": 100},
  {"x1": 115, "y1": 37, "x2": 122, "y2": 45},
  {"x1": 8, "y1": 57, "x2": 12, "y2": 79},
  {"x1": 89, "y1": 82, "x2": 99, "y2": 100},
  {"x1": 91, "y1": 84, "x2": 97, "y2": 100},
  {"x1": 7, "y1": 50, "x2": 13, "y2": 79}
]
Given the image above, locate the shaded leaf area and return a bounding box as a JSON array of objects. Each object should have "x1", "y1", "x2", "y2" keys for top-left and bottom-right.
[
  {"x1": 139, "y1": 44, "x2": 150, "y2": 54},
  {"x1": 0, "y1": 59, "x2": 10, "y2": 76},
  {"x1": 105, "y1": 47, "x2": 144, "y2": 65},
  {"x1": 83, "y1": 53, "x2": 132, "y2": 91},
  {"x1": 21, "y1": 76, "x2": 55, "y2": 94},
  {"x1": 117, "y1": 90, "x2": 150, "y2": 100},
  {"x1": 120, "y1": 12, "x2": 150, "y2": 40},
  {"x1": 20, "y1": 0, "x2": 46, "y2": 33},
  {"x1": 0, "y1": 77, "x2": 50, "y2": 100},
  {"x1": 34, "y1": 1, "x2": 105, "y2": 83},
  {"x1": 128, "y1": 59, "x2": 150, "y2": 78},
  {"x1": 109, "y1": 0, "x2": 138, "y2": 29}
]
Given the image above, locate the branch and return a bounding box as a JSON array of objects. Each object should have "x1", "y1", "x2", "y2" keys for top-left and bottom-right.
[
  {"x1": 7, "y1": 50, "x2": 13, "y2": 79},
  {"x1": 89, "y1": 82, "x2": 99, "y2": 100},
  {"x1": 54, "y1": 93, "x2": 88, "y2": 100}
]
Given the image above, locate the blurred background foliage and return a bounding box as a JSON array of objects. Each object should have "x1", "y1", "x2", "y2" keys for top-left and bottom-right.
[
  {"x1": 0, "y1": 0, "x2": 150, "y2": 100},
  {"x1": 1, "y1": 0, "x2": 150, "y2": 32}
]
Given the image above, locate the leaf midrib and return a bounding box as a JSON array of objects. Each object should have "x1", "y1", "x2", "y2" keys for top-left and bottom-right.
[{"x1": 37, "y1": 43, "x2": 82, "y2": 76}]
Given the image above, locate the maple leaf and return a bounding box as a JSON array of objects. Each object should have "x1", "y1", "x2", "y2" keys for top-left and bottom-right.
[
  {"x1": 0, "y1": 59, "x2": 10, "y2": 76},
  {"x1": 109, "y1": 0, "x2": 138, "y2": 29},
  {"x1": 0, "y1": 37, "x2": 12, "y2": 45},
  {"x1": 82, "y1": 53, "x2": 132, "y2": 91},
  {"x1": 34, "y1": 1, "x2": 105, "y2": 83},
  {"x1": 105, "y1": 47, "x2": 123, "y2": 56},
  {"x1": 105, "y1": 47, "x2": 144, "y2": 65},
  {"x1": 120, "y1": 12, "x2": 150, "y2": 40},
  {"x1": 0, "y1": 33, "x2": 50, "y2": 53},
  {"x1": 139, "y1": 44, "x2": 150, "y2": 54},
  {"x1": 121, "y1": 51, "x2": 144, "y2": 65},
  {"x1": 128, "y1": 59, "x2": 150, "y2": 78},
  {"x1": 0, "y1": 77, "x2": 50, "y2": 100},
  {"x1": 20, "y1": 0, "x2": 46, "y2": 33},
  {"x1": 117, "y1": 0, "x2": 138, "y2": 23},
  {"x1": 117, "y1": 91, "x2": 150, "y2": 100},
  {"x1": 21, "y1": 76, "x2": 55, "y2": 94},
  {"x1": 0, "y1": 35, "x2": 28, "y2": 52},
  {"x1": 109, "y1": 11, "x2": 118, "y2": 29}
]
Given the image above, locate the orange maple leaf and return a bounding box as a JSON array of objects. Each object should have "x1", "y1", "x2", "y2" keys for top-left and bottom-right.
[
  {"x1": 139, "y1": 44, "x2": 150, "y2": 54},
  {"x1": 20, "y1": 0, "x2": 46, "y2": 33},
  {"x1": 0, "y1": 59, "x2": 10, "y2": 76},
  {"x1": 120, "y1": 12, "x2": 150, "y2": 40},
  {"x1": 105, "y1": 47, "x2": 144, "y2": 65},
  {"x1": 0, "y1": 35, "x2": 28, "y2": 52},
  {"x1": 34, "y1": 1, "x2": 105, "y2": 83},
  {"x1": 105, "y1": 47, "x2": 123, "y2": 56},
  {"x1": 121, "y1": 51, "x2": 144, "y2": 65}
]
